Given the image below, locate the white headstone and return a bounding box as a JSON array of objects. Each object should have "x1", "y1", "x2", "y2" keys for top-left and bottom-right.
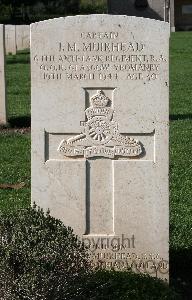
[
  {"x1": 5, "y1": 25, "x2": 16, "y2": 55},
  {"x1": 0, "y1": 24, "x2": 7, "y2": 124},
  {"x1": 16, "y1": 25, "x2": 30, "y2": 51},
  {"x1": 31, "y1": 15, "x2": 170, "y2": 280}
]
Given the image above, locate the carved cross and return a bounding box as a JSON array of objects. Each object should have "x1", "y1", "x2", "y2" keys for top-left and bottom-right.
[{"x1": 57, "y1": 90, "x2": 144, "y2": 235}]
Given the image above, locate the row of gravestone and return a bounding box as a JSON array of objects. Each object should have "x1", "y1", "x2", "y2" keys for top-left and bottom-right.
[
  {"x1": 0, "y1": 25, "x2": 6, "y2": 123},
  {"x1": 5, "y1": 24, "x2": 30, "y2": 54},
  {"x1": 0, "y1": 24, "x2": 30, "y2": 124},
  {"x1": 1, "y1": 15, "x2": 170, "y2": 280}
]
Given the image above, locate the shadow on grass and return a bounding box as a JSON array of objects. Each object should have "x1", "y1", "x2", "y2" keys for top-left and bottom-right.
[
  {"x1": 170, "y1": 248, "x2": 192, "y2": 299},
  {"x1": 17, "y1": 50, "x2": 30, "y2": 55},
  {"x1": 6, "y1": 51, "x2": 30, "y2": 64},
  {"x1": 6, "y1": 58, "x2": 30, "y2": 64},
  {"x1": 8, "y1": 116, "x2": 31, "y2": 128},
  {"x1": 170, "y1": 114, "x2": 192, "y2": 121}
]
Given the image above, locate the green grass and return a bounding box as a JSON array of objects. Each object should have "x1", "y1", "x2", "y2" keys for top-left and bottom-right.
[
  {"x1": 0, "y1": 133, "x2": 31, "y2": 212},
  {"x1": 170, "y1": 120, "x2": 192, "y2": 250},
  {"x1": 170, "y1": 33, "x2": 192, "y2": 248},
  {"x1": 170, "y1": 32, "x2": 192, "y2": 116},
  {"x1": 6, "y1": 50, "x2": 31, "y2": 119},
  {"x1": 0, "y1": 32, "x2": 192, "y2": 298},
  {"x1": 169, "y1": 32, "x2": 192, "y2": 298}
]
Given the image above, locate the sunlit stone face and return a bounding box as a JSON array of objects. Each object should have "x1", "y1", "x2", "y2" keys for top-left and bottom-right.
[{"x1": 31, "y1": 15, "x2": 169, "y2": 280}]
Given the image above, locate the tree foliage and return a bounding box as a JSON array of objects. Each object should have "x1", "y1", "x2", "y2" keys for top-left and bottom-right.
[{"x1": 0, "y1": 0, "x2": 80, "y2": 23}]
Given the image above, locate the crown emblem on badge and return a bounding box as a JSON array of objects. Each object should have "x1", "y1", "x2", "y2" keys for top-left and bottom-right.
[
  {"x1": 86, "y1": 90, "x2": 113, "y2": 120},
  {"x1": 91, "y1": 90, "x2": 109, "y2": 107}
]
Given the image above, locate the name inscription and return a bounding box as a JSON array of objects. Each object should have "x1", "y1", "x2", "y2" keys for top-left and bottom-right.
[{"x1": 33, "y1": 31, "x2": 167, "y2": 82}]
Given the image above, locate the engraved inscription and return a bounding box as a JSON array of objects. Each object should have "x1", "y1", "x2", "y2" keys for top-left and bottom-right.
[
  {"x1": 33, "y1": 31, "x2": 167, "y2": 82},
  {"x1": 82, "y1": 235, "x2": 169, "y2": 276},
  {"x1": 58, "y1": 90, "x2": 143, "y2": 158}
]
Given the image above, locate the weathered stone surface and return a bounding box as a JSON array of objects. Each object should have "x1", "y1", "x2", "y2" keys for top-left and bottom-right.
[
  {"x1": 31, "y1": 15, "x2": 169, "y2": 280},
  {"x1": 5, "y1": 25, "x2": 16, "y2": 55},
  {"x1": 16, "y1": 25, "x2": 30, "y2": 51},
  {"x1": 0, "y1": 24, "x2": 7, "y2": 124}
]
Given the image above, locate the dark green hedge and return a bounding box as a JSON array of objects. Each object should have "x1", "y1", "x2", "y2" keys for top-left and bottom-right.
[
  {"x1": 75, "y1": 270, "x2": 180, "y2": 300},
  {"x1": 0, "y1": 205, "x2": 180, "y2": 299},
  {"x1": 0, "y1": 204, "x2": 91, "y2": 299}
]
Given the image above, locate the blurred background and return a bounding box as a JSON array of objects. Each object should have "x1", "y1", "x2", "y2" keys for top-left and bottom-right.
[{"x1": 0, "y1": 0, "x2": 107, "y2": 24}]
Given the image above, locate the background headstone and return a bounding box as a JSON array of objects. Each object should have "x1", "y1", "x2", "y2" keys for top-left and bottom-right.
[
  {"x1": 170, "y1": 0, "x2": 175, "y2": 32},
  {"x1": 108, "y1": 0, "x2": 175, "y2": 32},
  {"x1": 16, "y1": 25, "x2": 30, "y2": 51},
  {"x1": 0, "y1": 24, "x2": 7, "y2": 124},
  {"x1": 31, "y1": 15, "x2": 169, "y2": 280},
  {"x1": 5, "y1": 25, "x2": 16, "y2": 55},
  {"x1": 107, "y1": 0, "x2": 165, "y2": 20}
]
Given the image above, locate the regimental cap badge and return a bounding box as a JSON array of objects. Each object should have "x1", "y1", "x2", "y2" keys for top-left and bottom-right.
[{"x1": 58, "y1": 89, "x2": 143, "y2": 159}]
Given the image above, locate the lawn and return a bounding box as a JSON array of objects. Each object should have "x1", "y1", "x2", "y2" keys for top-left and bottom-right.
[
  {"x1": 0, "y1": 132, "x2": 30, "y2": 211},
  {"x1": 0, "y1": 32, "x2": 192, "y2": 298},
  {"x1": 6, "y1": 50, "x2": 31, "y2": 119},
  {"x1": 169, "y1": 32, "x2": 192, "y2": 298}
]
